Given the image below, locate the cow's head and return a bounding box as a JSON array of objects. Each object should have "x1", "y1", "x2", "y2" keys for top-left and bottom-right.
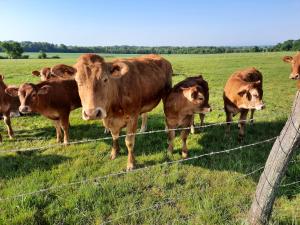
[
  {"x1": 5, "y1": 83, "x2": 51, "y2": 113},
  {"x1": 32, "y1": 64, "x2": 76, "y2": 81},
  {"x1": 237, "y1": 80, "x2": 265, "y2": 110},
  {"x1": 181, "y1": 84, "x2": 211, "y2": 114},
  {"x1": 283, "y1": 52, "x2": 300, "y2": 80},
  {"x1": 74, "y1": 54, "x2": 128, "y2": 120},
  {"x1": 32, "y1": 67, "x2": 51, "y2": 81}
]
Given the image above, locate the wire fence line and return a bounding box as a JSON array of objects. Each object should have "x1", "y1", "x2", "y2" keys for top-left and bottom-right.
[
  {"x1": 100, "y1": 162, "x2": 278, "y2": 225},
  {"x1": 0, "y1": 136, "x2": 277, "y2": 202},
  {"x1": 0, "y1": 118, "x2": 272, "y2": 154}
]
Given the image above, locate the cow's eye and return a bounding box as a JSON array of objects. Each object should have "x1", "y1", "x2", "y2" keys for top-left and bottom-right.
[
  {"x1": 103, "y1": 77, "x2": 108, "y2": 83},
  {"x1": 32, "y1": 93, "x2": 36, "y2": 97}
]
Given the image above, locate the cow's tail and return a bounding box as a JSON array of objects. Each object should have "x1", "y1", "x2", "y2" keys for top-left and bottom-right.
[{"x1": 162, "y1": 66, "x2": 173, "y2": 106}]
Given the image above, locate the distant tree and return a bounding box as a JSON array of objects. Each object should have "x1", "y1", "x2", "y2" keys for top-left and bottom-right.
[
  {"x1": 1, "y1": 41, "x2": 24, "y2": 58},
  {"x1": 38, "y1": 50, "x2": 47, "y2": 59}
]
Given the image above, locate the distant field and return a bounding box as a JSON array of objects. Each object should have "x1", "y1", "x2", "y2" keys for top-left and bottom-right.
[{"x1": 0, "y1": 52, "x2": 299, "y2": 224}]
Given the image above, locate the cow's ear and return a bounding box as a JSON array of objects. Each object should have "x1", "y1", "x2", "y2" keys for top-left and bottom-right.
[
  {"x1": 109, "y1": 62, "x2": 129, "y2": 78},
  {"x1": 32, "y1": 71, "x2": 41, "y2": 77},
  {"x1": 5, "y1": 87, "x2": 19, "y2": 97},
  {"x1": 38, "y1": 85, "x2": 51, "y2": 95},
  {"x1": 0, "y1": 74, "x2": 4, "y2": 81},
  {"x1": 282, "y1": 56, "x2": 293, "y2": 63},
  {"x1": 51, "y1": 64, "x2": 77, "y2": 77}
]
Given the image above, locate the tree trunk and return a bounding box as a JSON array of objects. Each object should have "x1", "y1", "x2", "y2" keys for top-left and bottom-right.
[{"x1": 248, "y1": 91, "x2": 300, "y2": 225}]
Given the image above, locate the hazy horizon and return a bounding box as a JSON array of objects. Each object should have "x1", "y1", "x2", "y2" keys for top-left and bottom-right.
[{"x1": 0, "y1": 0, "x2": 299, "y2": 46}]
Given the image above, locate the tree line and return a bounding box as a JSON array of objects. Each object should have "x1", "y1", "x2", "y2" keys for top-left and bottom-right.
[{"x1": 0, "y1": 39, "x2": 299, "y2": 58}]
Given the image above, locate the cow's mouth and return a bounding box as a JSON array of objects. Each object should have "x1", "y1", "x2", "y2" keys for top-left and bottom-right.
[
  {"x1": 19, "y1": 106, "x2": 32, "y2": 114},
  {"x1": 290, "y1": 74, "x2": 300, "y2": 80}
]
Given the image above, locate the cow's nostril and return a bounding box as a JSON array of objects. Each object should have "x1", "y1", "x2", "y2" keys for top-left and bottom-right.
[{"x1": 96, "y1": 110, "x2": 101, "y2": 118}]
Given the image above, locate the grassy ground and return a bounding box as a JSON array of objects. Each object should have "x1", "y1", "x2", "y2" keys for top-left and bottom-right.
[{"x1": 0, "y1": 52, "x2": 299, "y2": 224}]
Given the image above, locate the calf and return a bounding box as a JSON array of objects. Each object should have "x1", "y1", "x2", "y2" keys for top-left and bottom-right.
[
  {"x1": 0, "y1": 75, "x2": 20, "y2": 142},
  {"x1": 223, "y1": 67, "x2": 265, "y2": 141},
  {"x1": 6, "y1": 79, "x2": 81, "y2": 144},
  {"x1": 32, "y1": 64, "x2": 77, "y2": 81},
  {"x1": 283, "y1": 52, "x2": 300, "y2": 89},
  {"x1": 164, "y1": 75, "x2": 211, "y2": 158}
]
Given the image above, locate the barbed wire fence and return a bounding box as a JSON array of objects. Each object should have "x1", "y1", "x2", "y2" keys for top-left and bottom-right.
[{"x1": 0, "y1": 104, "x2": 299, "y2": 224}]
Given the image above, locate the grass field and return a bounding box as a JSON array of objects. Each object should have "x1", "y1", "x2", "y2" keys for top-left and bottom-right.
[{"x1": 0, "y1": 52, "x2": 299, "y2": 225}]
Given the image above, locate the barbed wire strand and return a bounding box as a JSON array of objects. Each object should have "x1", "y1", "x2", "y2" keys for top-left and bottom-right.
[{"x1": 0, "y1": 136, "x2": 276, "y2": 202}]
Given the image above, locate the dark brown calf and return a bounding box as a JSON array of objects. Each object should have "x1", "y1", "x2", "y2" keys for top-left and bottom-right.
[
  {"x1": 0, "y1": 75, "x2": 20, "y2": 142},
  {"x1": 32, "y1": 64, "x2": 77, "y2": 81},
  {"x1": 6, "y1": 79, "x2": 81, "y2": 144},
  {"x1": 164, "y1": 76, "x2": 211, "y2": 158},
  {"x1": 223, "y1": 68, "x2": 265, "y2": 141}
]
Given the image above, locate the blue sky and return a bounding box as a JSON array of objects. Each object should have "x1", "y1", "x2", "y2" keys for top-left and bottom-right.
[{"x1": 0, "y1": 0, "x2": 299, "y2": 46}]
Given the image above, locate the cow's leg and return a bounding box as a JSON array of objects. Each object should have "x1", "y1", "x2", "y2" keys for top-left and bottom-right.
[
  {"x1": 225, "y1": 109, "x2": 232, "y2": 135},
  {"x1": 139, "y1": 113, "x2": 147, "y2": 133},
  {"x1": 125, "y1": 116, "x2": 138, "y2": 171},
  {"x1": 110, "y1": 128, "x2": 120, "y2": 160},
  {"x1": 3, "y1": 113, "x2": 14, "y2": 139},
  {"x1": 60, "y1": 114, "x2": 70, "y2": 145},
  {"x1": 166, "y1": 120, "x2": 176, "y2": 154},
  {"x1": 200, "y1": 113, "x2": 205, "y2": 126},
  {"x1": 238, "y1": 109, "x2": 249, "y2": 141},
  {"x1": 190, "y1": 114, "x2": 195, "y2": 134},
  {"x1": 250, "y1": 109, "x2": 255, "y2": 125},
  {"x1": 180, "y1": 115, "x2": 193, "y2": 158},
  {"x1": 53, "y1": 120, "x2": 63, "y2": 143}
]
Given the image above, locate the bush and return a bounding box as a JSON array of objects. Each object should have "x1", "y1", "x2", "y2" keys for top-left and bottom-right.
[
  {"x1": 0, "y1": 55, "x2": 8, "y2": 59},
  {"x1": 38, "y1": 50, "x2": 47, "y2": 59},
  {"x1": 51, "y1": 55, "x2": 60, "y2": 59},
  {"x1": 21, "y1": 55, "x2": 29, "y2": 59}
]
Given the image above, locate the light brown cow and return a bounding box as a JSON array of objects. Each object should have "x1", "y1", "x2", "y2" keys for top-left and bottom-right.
[
  {"x1": 74, "y1": 54, "x2": 172, "y2": 170},
  {"x1": 164, "y1": 76, "x2": 211, "y2": 158},
  {"x1": 32, "y1": 64, "x2": 77, "y2": 81},
  {"x1": 6, "y1": 78, "x2": 81, "y2": 144},
  {"x1": 0, "y1": 75, "x2": 20, "y2": 142},
  {"x1": 283, "y1": 52, "x2": 300, "y2": 89},
  {"x1": 223, "y1": 67, "x2": 264, "y2": 141}
]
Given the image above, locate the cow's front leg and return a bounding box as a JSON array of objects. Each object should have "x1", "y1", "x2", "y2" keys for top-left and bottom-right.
[
  {"x1": 190, "y1": 114, "x2": 195, "y2": 134},
  {"x1": 110, "y1": 128, "x2": 120, "y2": 160},
  {"x1": 238, "y1": 109, "x2": 248, "y2": 141},
  {"x1": 249, "y1": 109, "x2": 255, "y2": 125},
  {"x1": 225, "y1": 109, "x2": 232, "y2": 136},
  {"x1": 53, "y1": 120, "x2": 63, "y2": 143},
  {"x1": 180, "y1": 115, "x2": 193, "y2": 158},
  {"x1": 125, "y1": 116, "x2": 138, "y2": 171},
  {"x1": 139, "y1": 113, "x2": 148, "y2": 132},
  {"x1": 3, "y1": 113, "x2": 14, "y2": 139},
  {"x1": 60, "y1": 113, "x2": 70, "y2": 145}
]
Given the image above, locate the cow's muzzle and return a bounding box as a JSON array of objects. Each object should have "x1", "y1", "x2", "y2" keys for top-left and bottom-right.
[
  {"x1": 82, "y1": 108, "x2": 106, "y2": 120},
  {"x1": 19, "y1": 105, "x2": 31, "y2": 114},
  {"x1": 290, "y1": 74, "x2": 300, "y2": 80}
]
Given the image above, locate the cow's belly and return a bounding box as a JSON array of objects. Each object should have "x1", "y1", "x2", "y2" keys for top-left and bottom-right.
[{"x1": 140, "y1": 98, "x2": 161, "y2": 114}]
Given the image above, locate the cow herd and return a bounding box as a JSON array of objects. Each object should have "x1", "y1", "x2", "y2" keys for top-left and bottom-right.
[{"x1": 0, "y1": 52, "x2": 299, "y2": 170}]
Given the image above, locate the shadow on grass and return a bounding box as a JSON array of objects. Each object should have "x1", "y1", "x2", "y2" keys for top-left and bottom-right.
[{"x1": 0, "y1": 153, "x2": 70, "y2": 180}]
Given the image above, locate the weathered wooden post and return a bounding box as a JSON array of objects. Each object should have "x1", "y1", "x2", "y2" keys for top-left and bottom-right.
[{"x1": 248, "y1": 91, "x2": 300, "y2": 225}]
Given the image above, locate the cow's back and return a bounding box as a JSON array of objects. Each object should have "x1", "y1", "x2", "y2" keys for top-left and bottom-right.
[
  {"x1": 37, "y1": 80, "x2": 81, "y2": 110},
  {"x1": 113, "y1": 55, "x2": 172, "y2": 113}
]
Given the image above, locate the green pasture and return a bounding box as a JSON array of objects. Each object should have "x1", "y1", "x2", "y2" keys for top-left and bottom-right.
[{"x1": 0, "y1": 52, "x2": 299, "y2": 224}]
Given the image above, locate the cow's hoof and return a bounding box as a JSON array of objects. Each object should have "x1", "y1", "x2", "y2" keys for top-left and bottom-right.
[
  {"x1": 126, "y1": 163, "x2": 135, "y2": 171},
  {"x1": 190, "y1": 125, "x2": 195, "y2": 134},
  {"x1": 110, "y1": 153, "x2": 117, "y2": 160},
  {"x1": 182, "y1": 151, "x2": 188, "y2": 159},
  {"x1": 104, "y1": 128, "x2": 110, "y2": 134},
  {"x1": 139, "y1": 126, "x2": 147, "y2": 133},
  {"x1": 63, "y1": 141, "x2": 69, "y2": 146},
  {"x1": 167, "y1": 145, "x2": 174, "y2": 154}
]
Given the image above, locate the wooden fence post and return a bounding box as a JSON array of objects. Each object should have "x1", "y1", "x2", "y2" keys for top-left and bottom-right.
[{"x1": 248, "y1": 91, "x2": 300, "y2": 225}]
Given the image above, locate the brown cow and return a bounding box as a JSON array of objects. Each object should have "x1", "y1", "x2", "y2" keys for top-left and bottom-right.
[
  {"x1": 0, "y1": 75, "x2": 20, "y2": 142},
  {"x1": 74, "y1": 54, "x2": 172, "y2": 170},
  {"x1": 283, "y1": 52, "x2": 300, "y2": 89},
  {"x1": 164, "y1": 75, "x2": 211, "y2": 158},
  {"x1": 6, "y1": 79, "x2": 81, "y2": 144},
  {"x1": 32, "y1": 64, "x2": 77, "y2": 81},
  {"x1": 224, "y1": 67, "x2": 265, "y2": 141}
]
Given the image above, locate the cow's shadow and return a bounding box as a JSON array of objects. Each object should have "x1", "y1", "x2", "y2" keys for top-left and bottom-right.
[{"x1": 0, "y1": 153, "x2": 69, "y2": 180}]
